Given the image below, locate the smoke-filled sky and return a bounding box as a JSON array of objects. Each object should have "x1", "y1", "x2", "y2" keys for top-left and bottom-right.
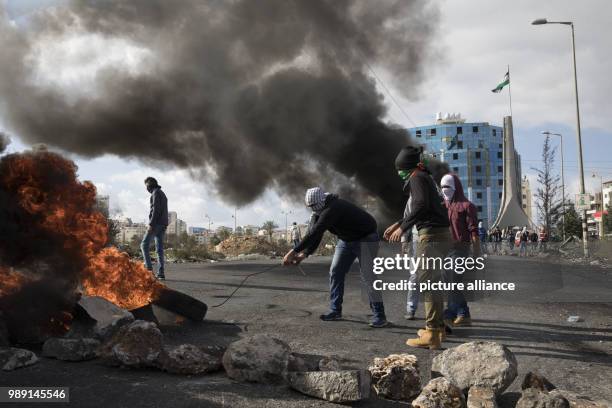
[{"x1": 1, "y1": 0, "x2": 612, "y2": 229}]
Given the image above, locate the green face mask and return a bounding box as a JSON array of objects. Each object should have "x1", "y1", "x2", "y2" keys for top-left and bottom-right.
[{"x1": 398, "y1": 169, "x2": 413, "y2": 180}]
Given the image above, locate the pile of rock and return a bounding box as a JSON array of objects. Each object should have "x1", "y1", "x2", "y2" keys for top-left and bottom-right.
[
  {"x1": 214, "y1": 236, "x2": 287, "y2": 257},
  {"x1": 221, "y1": 334, "x2": 369, "y2": 403}
]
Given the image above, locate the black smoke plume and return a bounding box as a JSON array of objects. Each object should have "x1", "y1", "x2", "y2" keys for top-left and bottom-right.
[{"x1": 0, "y1": 0, "x2": 442, "y2": 219}]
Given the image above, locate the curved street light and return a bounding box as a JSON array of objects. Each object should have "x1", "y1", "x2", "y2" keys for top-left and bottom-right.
[{"x1": 532, "y1": 18, "x2": 588, "y2": 256}]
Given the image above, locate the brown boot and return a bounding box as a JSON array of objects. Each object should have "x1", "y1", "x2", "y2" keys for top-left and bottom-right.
[
  {"x1": 418, "y1": 328, "x2": 447, "y2": 341},
  {"x1": 453, "y1": 316, "x2": 472, "y2": 326},
  {"x1": 406, "y1": 328, "x2": 442, "y2": 350}
]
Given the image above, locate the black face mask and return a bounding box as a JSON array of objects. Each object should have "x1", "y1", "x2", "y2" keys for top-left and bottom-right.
[{"x1": 146, "y1": 184, "x2": 155, "y2": 193}]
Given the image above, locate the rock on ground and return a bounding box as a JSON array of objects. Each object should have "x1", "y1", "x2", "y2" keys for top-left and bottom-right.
[
  {"x1": 521, "y1": 372, "x2": 556, "y2": 392},
  {"x1": 98, "y1": 320, "x2": 163, "y2": 368},
  {"x1": 77, "y1": 296, "x2": 134, "y2": 340},
  {"x1": 369, "y1": 353, "x2": 421, "y2": 401},
  {"x1": 467, "y1": 386, "x2": 498, "y2": 408},
  {"x1": 156, "y1": 344, "x2": 222, "y2": 375},
  {"x1": 549, "y1": 389, "x2": 611, "y2": 408},
  {"x1": 42, "y1": 338, "x2": 100, "y2": 361},
  {"x1": 431, "y1": 341, "x2": 518, "y2": 395},
  {"x1": 0, "y1": 347, "x2": 38, "y2": 371},
  {"x1": 516, "y1": 388, "x2": 569, "y2": 408},
  {"x1": 222, "y1": 334, "x2": 290, "y2": 383},
  {"x1": 412, "y1": 377, "x2": 466, "y2": 408},
  {"x1": 286, "y1": 370, "x2": 371, "y2": 403}
]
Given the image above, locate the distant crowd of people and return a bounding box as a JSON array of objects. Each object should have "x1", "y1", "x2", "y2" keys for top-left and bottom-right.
[{"x1": 479, "y1": 225, "x2": 549, "y2": 257}]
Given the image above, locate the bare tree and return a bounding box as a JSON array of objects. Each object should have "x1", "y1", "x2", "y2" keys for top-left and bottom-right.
[{"x1": 532, "y1": 135, "x2": 562, "y2": 236}]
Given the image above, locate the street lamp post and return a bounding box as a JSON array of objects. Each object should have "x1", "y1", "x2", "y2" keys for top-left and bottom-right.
[
  {"x1": 542, "y1": 131, "x2": 566, "y2": 241},
  {"x1": 205, "y1": 214, "x2": 212, "y2": 231},
  {"x1": 532, "y1": 18, "x2": 589, "y2": 257},
  {"x1": 281, "y1": 210, "x2": 292, "y2": 240},
  {"x1": 231, "y1": 208, "x2": 237, "y2": 235}
]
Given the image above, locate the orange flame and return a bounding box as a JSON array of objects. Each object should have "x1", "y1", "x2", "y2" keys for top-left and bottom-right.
[{"x1": 0, "y1": 151, "x2": 162, "y2": 317}]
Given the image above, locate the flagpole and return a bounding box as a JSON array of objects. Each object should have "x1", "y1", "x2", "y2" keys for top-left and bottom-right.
[{"x1": 507, "y1": 64, "x2": 513, "y2": 117}]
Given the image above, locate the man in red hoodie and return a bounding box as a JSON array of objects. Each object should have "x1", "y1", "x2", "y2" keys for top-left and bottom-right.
[{"x1": 440, "y1": 173, "x2": 481, "y2": 327}]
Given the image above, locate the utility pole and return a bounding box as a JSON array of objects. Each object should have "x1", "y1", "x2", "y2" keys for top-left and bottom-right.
[{"x1": 532, "y1": 18, "x2": 588, "y2": 256}]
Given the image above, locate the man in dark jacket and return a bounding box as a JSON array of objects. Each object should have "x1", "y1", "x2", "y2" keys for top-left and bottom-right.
[
  {"x1": 283, "y1": 187, "x2": 388, "y2": 328},
  {"x1": 384, "y1": 146, "x2": 451, "y2": 349},
  {"x1": 141, "y1": 177, "x2": 169, "y2": 280}
]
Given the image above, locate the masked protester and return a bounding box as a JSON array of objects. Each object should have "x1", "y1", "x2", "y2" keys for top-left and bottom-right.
[
  {"x1": 142, "y1": 177, "x2": 169, "y2": 280},
  {"x1": 440, "y1": 173, "x2": 480, "y2": 327},
  {"x1": 283, "y1": 187, "x2": 388, "y2": 328},
  {"x1": 384, "y1": 146, "x2": 451, "y2": 349}
]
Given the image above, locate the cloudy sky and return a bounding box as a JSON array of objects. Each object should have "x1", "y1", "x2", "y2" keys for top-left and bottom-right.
[{"x1": 1, "y1": 0, "x2": 611, "y2": 230}]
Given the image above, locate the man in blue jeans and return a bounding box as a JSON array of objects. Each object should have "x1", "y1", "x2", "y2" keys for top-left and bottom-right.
[
  {"x1": 282, "y1": 187, "x2": 388, "y2": 328},
  {"x1": 141, "y1": 177, "x2": 169, "y2": 280}
]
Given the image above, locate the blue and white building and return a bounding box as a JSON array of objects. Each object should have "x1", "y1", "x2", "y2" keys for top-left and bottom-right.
[{"x1": 408, "y1": 113, "x2": 522, "y2": 227}]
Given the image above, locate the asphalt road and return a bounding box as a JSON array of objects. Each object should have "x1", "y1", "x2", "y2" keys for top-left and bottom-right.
[{"x1": 1, "y1": 255, "x2": 611, "y2": 408}]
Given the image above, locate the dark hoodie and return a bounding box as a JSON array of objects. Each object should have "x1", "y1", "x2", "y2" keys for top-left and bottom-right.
[
  {"x1": 445, "y1": 174, "x2": 478, "y2": 244},
  {"x1": 294, "y1": 195, "x2": 377, "y2": 255},
  {"x1": 398, "y1": 169, "x2": 450, "y2": 232}
]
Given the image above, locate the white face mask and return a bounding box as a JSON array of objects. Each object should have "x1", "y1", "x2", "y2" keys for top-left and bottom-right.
[
  {"x1": 440, "y1": 174, "x2": 456, "y2": 201},
  {"x1": 442, "y1": 187, "x2": 455, "y2": 201}
]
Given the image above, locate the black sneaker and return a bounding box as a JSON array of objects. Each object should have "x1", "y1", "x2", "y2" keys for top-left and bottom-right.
[
  {"x1": 156, "y1": 274, "x2": 166, "y2": 281},
  {"x1": 319, "y1": 311, "x2": 342, "y2": 321},
  {"x1": 404, "y1": 311, "x2": 416, "y2": 320},
  {"x1": 369, "y1": 315, "x2": 390, "y2": 328}
]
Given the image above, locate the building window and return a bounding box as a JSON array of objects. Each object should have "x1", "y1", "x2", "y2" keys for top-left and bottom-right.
[
  {"x1": 415, "y1": 130, "x2": 422, "y2": 137},
  {"x1": 499, "y1": 143, "x2": 503, "y2": 148},
  {"x1": 492, "y1": 129, "x2": 497, "y2": 136},
  {"x1": 457, "y1": 141, "x2": 463, "y2": 149},
  {"x1": 497, "y1": 166, "x2": 503, "y2": 172},
  {"x1": 477, "y1": 205, "x2": 483, "y2": 212},
  {"x1": 499, "y1": 192, "x2": 502, "y2": 199},
  {"x1": 498, "y1": 179, "x2": 503, "y2": 186},
  {"x1": 473, "y1": 126, "x2": 479, "y2": 133},
  {"x1": 477, "y1": 192, "x2": 482, "y2": 199},
  {"x1": 457, "y1": 127, "x2": 463, "y2": 134},
  {"x1": 453, "y1": 153, "x2": 458, "y2": 160},
  {"x1": 522, "y1": 194, "x2": 526, "y2": 199},
  {"x1": 497, "y1": 151, "x2": 502, "y2": 159},
  {"x1": 475, "y1": 151, "x2": 481, "y2": 159},
  {"x1": 476, "y1": 179, "x2": 482, "y2": 186},
  {"x1": 429, "y1": 128, "x2": 437, "y2": 136},
  {"x1": 475, "y1": 165, "x2": 482, "y2": 173},
  {"x1": 453, "y1": 167, "x2": 459, "y2": 173}
]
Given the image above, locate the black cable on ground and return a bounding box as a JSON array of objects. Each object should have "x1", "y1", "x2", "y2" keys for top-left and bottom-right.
[{"x1": 210, "y1": 264, "x2": 282, "y2": 308}]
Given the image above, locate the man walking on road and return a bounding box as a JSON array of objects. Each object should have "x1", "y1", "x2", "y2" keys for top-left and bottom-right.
[
  {"x1": 283, "y1": 187, "x2": 389, "y2": 328},
  {"x1": 141, "y1": 177, "x2": 169, "y2": 280},
  {"x1": 383, "y1": 146, "x2": 451, "y2": 349},
  {"x1": 290, "y1": 222, "x2": 301, "y2": 248}
]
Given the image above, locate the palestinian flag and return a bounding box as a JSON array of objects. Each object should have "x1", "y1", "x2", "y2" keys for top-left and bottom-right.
[{"x1": 492, "y1": 71, "x2": 510, "y2": 93}]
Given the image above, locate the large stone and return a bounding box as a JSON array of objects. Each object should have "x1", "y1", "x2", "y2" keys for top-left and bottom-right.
[
  {"x1": 467, "y1": 386, "x2": 498, "y2": 408},
  {"x1": 42, "y1": 337, "x2": 100, "y2": 361},
  {"x1": 549, "y1": 390, "x2": 610, "y2": 408},
  {"x1": 412, "y1": 377, "x2": 466, "y2": 408},
  {"x1": 431, "y1": 341, "x2": 517, "y2": 395},
  {"x1": 156, "y1": 344, "x2": 222, "y2": 375},
  {"x1": 222, "y1": 334, "x2": 290, "y2": 383},
  {"x1": 516, "y1": 388, "x2": 569, "y2": 408},
  {"x1": 98, "y1": 320, "x2": 163, "y2": 368},
  {"x1": 369, "y1": 353, "x2": 421, "y2": 401},
  {"x1": 521, "y1": 372, "x2": 556, "y2": 392},
  {"x1": 0, "y1": 347, "x2": 38, "y2": 371},
  {"x1": 77, "y1": 296, "x2": 134, "y2": 340},
  {"x1": 286, "y1": 370, "x2": 371, "y2": 403}
]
